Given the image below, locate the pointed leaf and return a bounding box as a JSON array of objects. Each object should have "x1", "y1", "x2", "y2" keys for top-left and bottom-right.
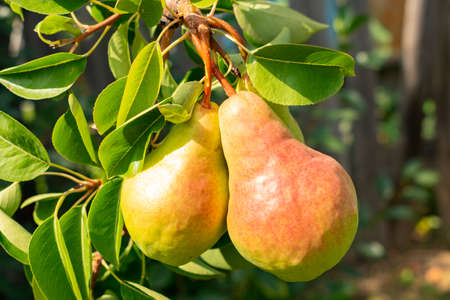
[
  {"x1": 52, "y1": 95, "x2": 98, "y2": 166},
  {"x1": 247, "y1": 44, "x2": 355, "y2": 105},
  {"x1": 0, "y1": 182, "x2": 21, "y2": 216},
  {"x1": 233, "y1": 1, "x2": 328, "y2": 46},
  {"x1": 108, "y1": 23, "x2": 132, "y2": 79},
  {"x1": 139, "y1": 0, "x2": 163, "y2": 29},
  {"x1": 0, "y1": 208, "x2": 31, "y2": 264},
  {"x1": 33, "y1": 199, "x2": 58, "y2": 225},
  {"x1": 159, "y1": 81, "x2": 203, "y2": 124},
  {"x1": 121, "y1": 281, "x2": 169, "y2": 300},
  {"x1": 0, "y1": 53, "x2": 87, "y2": 100},
  {"x1": 68, "y1": 93, "x2": 98, "y2": 163},
  {"x1": 100, "y1": 102, "x2": 165, "y2": 178},
  {"x1": 9, "y1": 0, "x2": 89, "y2": 14},
  {"x1": 192, "y1": 0, "x2": 217, "y2": 9},
  {"x1": 167, "y1": 259, "x2": 225, "y2": 280},
  {"x1": 88, "y1": 178, "x2": 123, "y2": 266},
  {"x1": 159, "y1": 65, "x2": 177, "y2": 100},
  {"x1": 29, "y1": 217, "x2": 78, "y2": 300},
  {"x1": 35, "y1": 16, "x2": 82, "y2": 36},
  {"x1": 21, "y1": 193, "x2": 62, "y2": 209},
  {"x1": 94, "y1": 77, "x2": 127, "y2": 135},
  {"x1": 0, "y1": 111, "x2": 49, "y2": 182},
  {"x1": 117, "y1": 42, "x2": 163, "y2": 126},
  {"x1": 59, "y1": 206, "x2": 91, "y2": 300},
  {"x1": 132, "y1": 19, "x2": 147, "y2": 59}
]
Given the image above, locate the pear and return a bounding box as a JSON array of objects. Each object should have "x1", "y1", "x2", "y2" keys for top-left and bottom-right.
[
  {"x1": 219, "y1": 91, "x2": 358, "y2": 282},
  {"x1": 121, "y1": 103, "x2": 228, "y2": 266}
]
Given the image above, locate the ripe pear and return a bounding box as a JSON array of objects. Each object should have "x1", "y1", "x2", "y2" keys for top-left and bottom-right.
[
  {"x1": 121, "y1": 102, "x2": 228, "y2": 266},
  {"x1": 219, "y1": 91, "x2": 358, "y2": 282}
]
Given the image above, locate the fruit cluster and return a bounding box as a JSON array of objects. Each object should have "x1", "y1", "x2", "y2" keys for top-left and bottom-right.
[{"x1": 121, "y1": 91, "x2": 358, "y2": 282}]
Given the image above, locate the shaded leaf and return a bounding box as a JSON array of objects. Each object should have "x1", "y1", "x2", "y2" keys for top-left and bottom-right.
[
  {"x1": 167, "y1": 259, "x2": 225, "y2": 280},
  {"x1": 108, "y1": 22, "x2": 132, "y2": 79},
  {"x1": 33, "y1": 199, "x2": 58, "y2": 225},
  {"x1": 88, "y1": 178, "x2": 123, "y2": 266},
  {"x1": 94, "y1": 77, "x2": 127, "y2": 135},
  {"x1": 52, "y1": 94, "x2": 97, "y2": 165},
  {"x1": 200, "y1": 243, "x2": 254, "y2": 271},
  {"x1": 0, "y1": 182, "x2": 21, "y2": 216},
  {"x1": 158, "y1": 81, "x2": 203, "y2": 124},
  {"x1": 139, "y1": 0, "x2": 163, "y2": 29},
  {"x1": 117, "y1": 42, "x2": 163, "y2": 126},
  {"x1": 159, "y1": 65, "x2": 177, "y2": 100},
  {"x1": 121, "y1": 281, "x2": 169, "y2": 300},
  {"x1": 0, "y1": 53, "x2": 87, "y2": 100},
  {"x1": 0, "y1": 208, "x2": 31, "y2": 264},
  {"x1": 0, "y1": 111, "x2": 49, "y2": 182},
  {"x1": 132, "y1": 18, "x2": 147, "y2": 59}
]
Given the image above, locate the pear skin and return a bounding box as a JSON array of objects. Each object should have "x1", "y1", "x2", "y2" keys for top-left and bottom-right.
[
  {"x1": 121, "y1": 103, "x2": 228, "y2": 266},
  {"x1": 219, "y1": 91, "x2": 358, "y2": 282}
]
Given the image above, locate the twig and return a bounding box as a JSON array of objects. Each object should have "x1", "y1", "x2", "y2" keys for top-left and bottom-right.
[
  {"x1": 90, "y1": 252, "x2": 104, "y2": 298},
  {"x1": 208, "y1": 0, "x2": 219, "y2": 17},
  {"x1": 70, "y1": 13, "x2": 122, "y2": 53},
  {"x1": 71, "y1": 12, "x2": 89, "y2": 29},
  {"x1": 161, "y1": 31, "x2": 189, "y2": 57}
]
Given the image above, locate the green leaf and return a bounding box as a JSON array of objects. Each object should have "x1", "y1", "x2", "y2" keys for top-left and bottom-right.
[
  {"x1": 88, "y1": 178, "x2": 123, "y2": 266},
  {"x1": 21, "y1": 193, "x2": 62, "y2": 209},
  {"x1": 159, "y1": 81, "x2": 203, "y2": 124},
  {"x1": 94, "y1": 77, "x2": 127, "y2": 135},
  {"x1": 247, "y1": 44, "x2": 355, "y2": 105},
  {"x1": 4, "y1": 0, "x2": 24, "y2": 20},
  {"x1": 9, "y1": 0, "x2": 89, "y2": 14},
  {"x1": 116, "y1": 0, "x2": 139, "y2": 12},
  {"x1": 98, "y1": 290, "x2": 120, "y2": 300},
  {"x1": 0, "y1": 182, "x2": 21, "y2": 216},
  {"x1": 109, "y1": 23, "x2": 132, "y2": 79},
  {"x1": 200, "y1": 243, "x2": 254, "y2": 271},
  {"x1": 0, "y1": 208, "x2": 31, "y2": 264},
  {"x1": 233, "y1": 1, "x2": 328, "y2": 46},
  {"x1": 33, "y1": 199, "x2": 58, "y2": 225},
  {"x1": 59, "y1": 206, "x2": 91, "y2": 300},
  {"x1": 132, "y1": 19, "x2": 147, "y2": 59},
  {"x1": 159, "y1": 65, "x2": 178, "y2": 100},
  {"x1": 52, "y1": 94, "x2": 97, "y2": 165},
  {"x1": 167, "y1": 259, "x2": 225, "y2": 280},
  {"x1": 0, "y1": 53, "x2": 87, "y2": 100},
  {"x1": 35, "y1": 16, "x2": 82, "y2": 36},
  {"x1": 99, "y1": 103, "x2": 165, "y2": 178},
  {"x1": 32, "y1": 278, "x2": 47, "y2": 300},
  {"x1": 139, "y1": 0, "x2": 163, "y2": 29},
  {"x1": 0, "y1": 111, "x2": 50, "y2": 182},
  {"x1": 192, "y1": 0, "x2": 217, "y2": 9},
  {"x1": 121, "y1": 281, "x2": 169, "y2": 300},
  {"x1": 68, "y1": 94, "x2": 98, "y2": 162},
  {"x1": 29, "y1": 217, "x2": 77, "y2": 300},
  {"x1": 30, "y1": 207, "x2": 91, "y2": 300},
  {"x1": 117, "y1": 41, "x2": 163, "y2": 126}
]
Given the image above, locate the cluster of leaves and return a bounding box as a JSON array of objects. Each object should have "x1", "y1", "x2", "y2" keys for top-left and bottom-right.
[{"x1": 0, "y1": 0, "x2": 355, "y2": 299}]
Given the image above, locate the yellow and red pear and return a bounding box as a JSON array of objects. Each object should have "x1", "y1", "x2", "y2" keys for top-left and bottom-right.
[
  {"x1": 121, "y1": 103, "x2": 228, "y2": 266},
  {"x1": 219, "y1": 91, "x2": 358, "y2": 281}
]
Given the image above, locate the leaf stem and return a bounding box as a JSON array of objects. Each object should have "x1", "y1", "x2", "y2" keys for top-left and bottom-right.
[
  {"x1": 42, "y1": 172, "x2": 84, "y2": 185},
  {"x1": 208, "y1": 0, "x2": 219, "y2": 16},
  {"x1": 101, "y1": 260, "x2": 124, "y2": 284},
  {"x1": 156, "y1": 18, "x2": 181, "y2": 44},
  {"x1": 71, "y1": 12, "x2": 89, "y2": 29},
  {"x1": 70, "y1": 13, "x2": 122, "y2": 53},
  {"x1": 161, "y1": 31, "x2": 189, "y2": 57},
  {"x1": 90, "y1": 0, "x2": 117, "y2": 13},
  {"x1": 54, "y1": 187, "x2": 86, "y2": 218},
  {"x1": 82, "y1": 25, "x2": 112, "y2": 56},
  {"x1": 49, "y1": 163, "x2": 92, "y2": 182}
]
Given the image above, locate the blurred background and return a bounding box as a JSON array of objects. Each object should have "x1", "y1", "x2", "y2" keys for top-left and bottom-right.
[{"x1": 0, "y1": 0, "x2": 449, "y2": 299}]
